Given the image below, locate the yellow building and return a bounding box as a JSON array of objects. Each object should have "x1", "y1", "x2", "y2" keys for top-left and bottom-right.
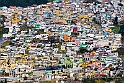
[
  {"x1": 59, "y1": 19, "x2": 66, "y2": 24},
  {"x1": 64, "y1": 0, "x2": 69, "y2": 4},
  {"x1": 42, "y1": 56, "x2": 50, "y2": 61},
  {"x1": 10, "y1": 64, "x2": 16, "y2": 68},
  {"x1": 55, "y1": 10, "x2": 59, "y2": 15},
  {"x1": 51, "y1": 61, "x2": 57, "y2": 66},
  {"x1": 61, "y1": 46, "x2": 65, "y2": 50},
  {"x1": 106, "y1": 28, "x2": 112, "y2": 32},
  {"x1": 78, "y1": 62, "x2": 89, "y2": 68},
  {"x1": 88, "y1": 18, "x2": 92, "y2": 22},
  {"x1": 110, "y1": 46, "x2": 117, "y2": 51},
  {"x1": 12, "y1": 12, "x2": 20, "y2": 24},
  {"x1": 79, "y1": 15, "x2": 89, "y2": 19},
  {"x1": 18, "y1": 11, "x2": 22, "y2": 14},
  {"x1": 0, "y1": 48, "x2": 6, "y2": 52},
  {"x1": 85, "y1": 72, "x2": 95, "y2": 77}
]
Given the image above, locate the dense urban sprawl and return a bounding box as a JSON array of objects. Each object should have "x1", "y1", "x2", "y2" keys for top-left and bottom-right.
[{"x1": 0, "y1": 0, "x2": 124, "y2": 83}]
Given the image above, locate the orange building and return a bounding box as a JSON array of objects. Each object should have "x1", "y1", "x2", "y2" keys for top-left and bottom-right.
[{"x1": 64, "y1": 34, "x2": 68, "y2": 42}]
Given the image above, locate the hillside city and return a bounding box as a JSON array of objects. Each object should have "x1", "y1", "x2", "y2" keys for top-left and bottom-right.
[{"x1": 0, "y1": 0, "x2": 124, "y2": 83}]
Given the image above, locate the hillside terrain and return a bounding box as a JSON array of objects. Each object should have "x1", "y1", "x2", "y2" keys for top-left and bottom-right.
[{"x1": 0, "y1": 0, "x2": 49, "y2": 7}]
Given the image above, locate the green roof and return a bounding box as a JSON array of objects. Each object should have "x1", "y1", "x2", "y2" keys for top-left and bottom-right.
[
  {"x1": 24, "y1": 37, "x2": 28, "y2": 40},
  {"x1": 80, "y1": 44, "x2": 88, "y2": 48},
  {"x1": 65, "y1": 59, "x2": 72, "y2": 65},
  {"x1": 106, "y1": 14, "x2": 111, "y2": 18},
  {"x1": 35, "y1": 24, "x2": 41, "y2": 28},
  {"x1": 55, "y1": 0, "x2": 59, "y2": 2}
]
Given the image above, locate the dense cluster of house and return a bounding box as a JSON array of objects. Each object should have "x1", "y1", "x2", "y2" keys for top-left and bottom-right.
[{"x1": 0, "y1": 0, "x2": 124, "y2": 82}]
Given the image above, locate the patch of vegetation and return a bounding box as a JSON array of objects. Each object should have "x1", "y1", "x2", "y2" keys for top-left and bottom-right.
[
  {"x1": 0, "y1": 30, "x2": 3, "y2": 40},
  {"x1": 57, "y1": 44, "x2": 61, "y2": 50},
  {"x1": 120, "y1": 20, "x2": 124, "y2": 25},
  {"x1": 78, "y1": 47, "x2": 91, "y2": 54},
  {"x1": 115, "y1": 47, "x2": 124, "y2": 60},
  {"x1": 57, "y1": 50, "x2": 66, "y2": 54},
  {"x1": 0, "y1": 0, "x2": 49, "y2": 7},
  {"x1": 112, "y1": 25, "x2": 120, "y2": 34},
  {"x1": 1, "y1": 41, "x2": 11, "y2": 47},
  {"x1": 71, "y1": 32, "x2": 79, "y2": 36}
]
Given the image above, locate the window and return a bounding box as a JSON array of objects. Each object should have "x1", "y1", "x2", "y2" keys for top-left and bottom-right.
[
  {"x1": 85, "y1": 58, "x2": 87, "y2": 61},
  {"x1": 72, "y1": 44, "x2": 76, "y2": 45},
  {"x1": 47, "y1": 75, "x2": 49, "y2": 78}
]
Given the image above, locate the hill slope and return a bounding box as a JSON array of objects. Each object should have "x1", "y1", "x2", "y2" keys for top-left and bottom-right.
[{"x1": 0, "y1": 0, "x2": 49, "y2": 7}]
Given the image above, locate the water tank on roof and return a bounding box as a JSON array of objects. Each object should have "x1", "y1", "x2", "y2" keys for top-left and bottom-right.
[
  {"x1": 29, "y1": 20, "x2": 35, "y2": 24},
  {"x1": 103, "y1": 31, "x2": 107, "y2": 37},
  {"x1": 45, "y1": 11, "x2": 49, "y2": 14}
]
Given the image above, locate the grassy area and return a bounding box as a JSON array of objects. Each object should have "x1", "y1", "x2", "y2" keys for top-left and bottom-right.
[
  {"x1": 0, "y1": 30, "x2": 3, "y2": 39},
  {"x1": 1, "y1": 41, "x2": 11, "y2": 47},
  {"x1": 14, "y1": 81, "x2": 56, "y2": 83},
  {"x1": 112, "y1": 25, "x2": 120, "y2": 34},
  {"x1": 122, "y1": 55, "x2": 124, "y2": 60},
  {"x1": 57, "y1": 50, "x2": 66, "y2": 54},
  {"x1": 40, "y1": 81, "x2": 56, "y2": 83}
]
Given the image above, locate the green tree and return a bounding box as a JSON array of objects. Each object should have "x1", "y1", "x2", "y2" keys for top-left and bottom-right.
[
  {"x1": 0, "y1": 0, "x2": 49, "y2": 7},
  {"x1": 48, "y1": 0, "x2": 54, "y2": 2},
  {"x1": 116, "y1": 48, "x2": 124, "y2": 60},
  {"x1": 78, "y1": 47, "x2": 88, "y2": 54}
]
